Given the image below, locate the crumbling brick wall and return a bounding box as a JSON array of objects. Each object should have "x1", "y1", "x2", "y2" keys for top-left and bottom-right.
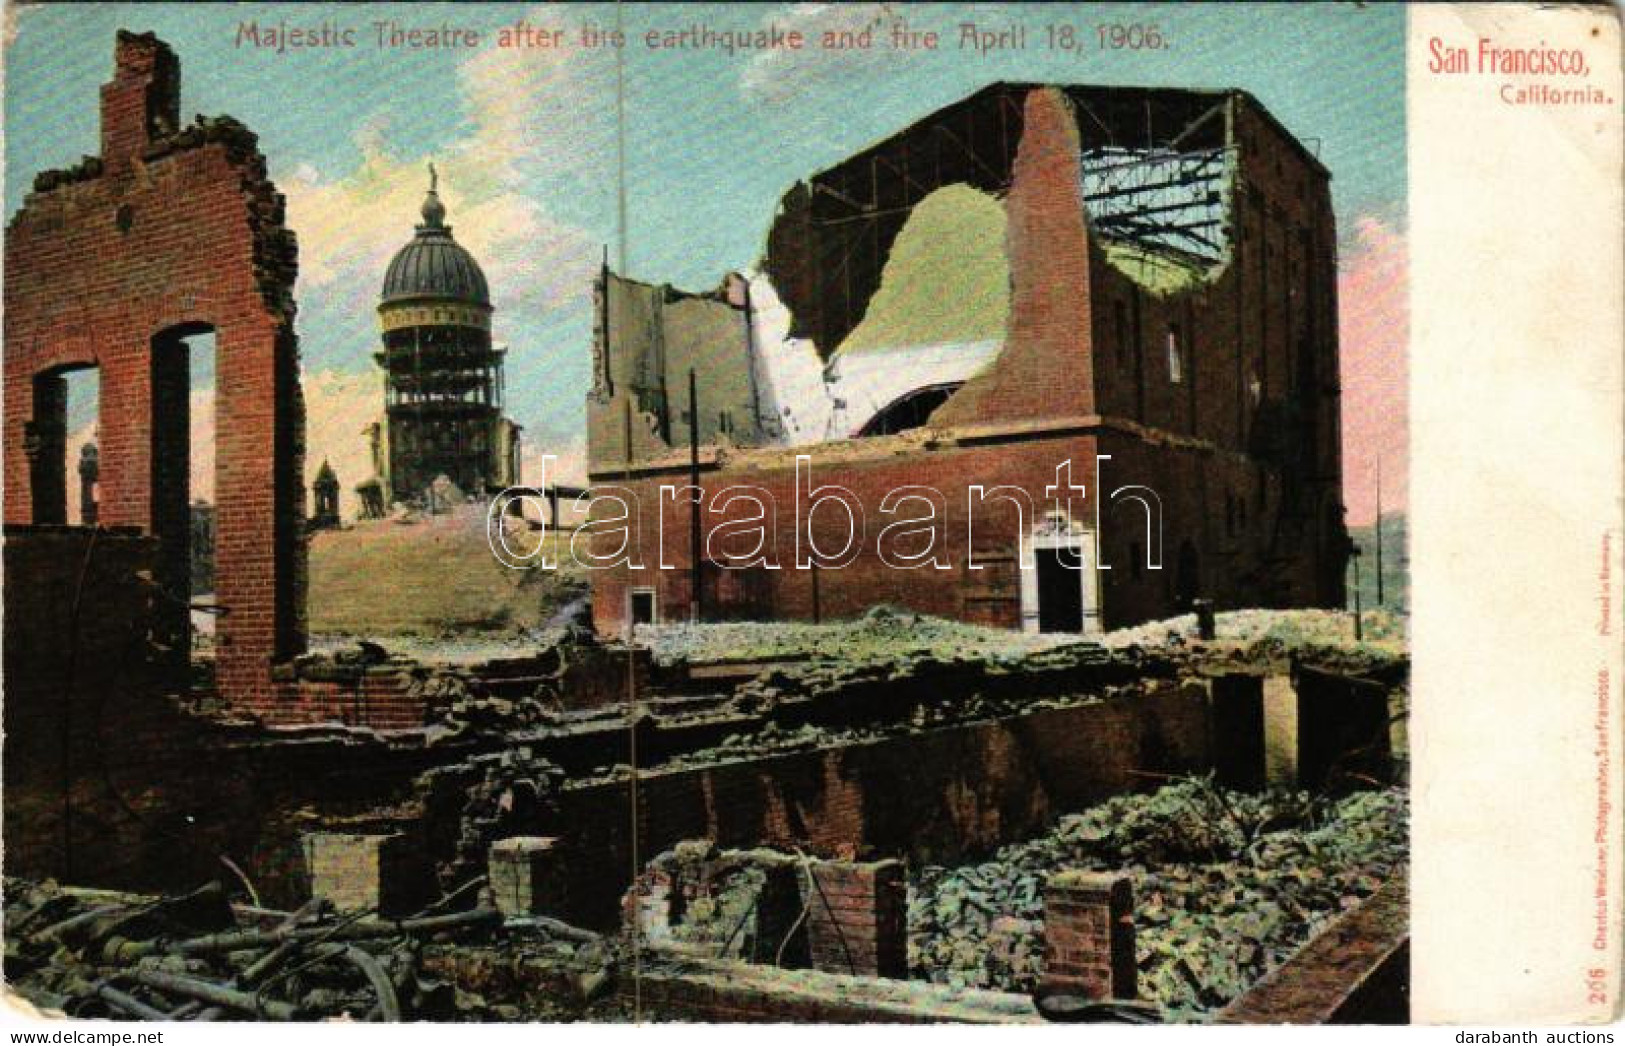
[
  {"x1": 930, "y1": 86, "x2": 1097, "y2": 425},
  {"x1": 3, "y1": 31, "x2": 305, "y2": 709},
  {"x1": 555, "y1": 682, "x2": 1212, "y2": 927}
]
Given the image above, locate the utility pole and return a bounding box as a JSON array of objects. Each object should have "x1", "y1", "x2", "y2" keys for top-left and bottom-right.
[
  {"x1": 1351, "y1": 548, "x2": 1364, "y2": 641},
  {"x1": 1374, "y1": 458, "x2": 1384, "y2": 608},
  {"x1": 613, "y1": 6, "x2": 627, "y2": 276},
  {"x1": 688, "y1": 368, "x2": 702, "y2": 624}
]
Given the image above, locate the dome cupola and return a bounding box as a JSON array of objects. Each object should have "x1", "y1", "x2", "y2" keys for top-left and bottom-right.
[{"x1": 380, "y1": 164, "x2": 490, "y2": 308}]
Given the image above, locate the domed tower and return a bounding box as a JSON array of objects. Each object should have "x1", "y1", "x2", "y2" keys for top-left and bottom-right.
[{"x1": 375, "y1": 165, "x2": 521, "y2": 502}]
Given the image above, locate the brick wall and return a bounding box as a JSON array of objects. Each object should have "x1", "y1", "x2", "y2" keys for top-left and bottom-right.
[
  {"x1": 3, "y1": 526, "x2": 164, "y2": 730},
  {"x1": 1, "y1": 525, "x2": 186, "y2": 884},
  {"x1": 302, "y1": 831, "x2": 433, "y2": 917},
  {"x1": 4, "y1": 31, "x2": 304, "y2": 713},
  {"x1": 555, "y1": 682, "x2": 1213, "y2": 927},
  {"x1": 265, "y1": 667, "x2": 426, "y2": 731},
  {"x1": 593, "y1": 433, "x2": 1099, "y2": 633},
  {"x1": 1042, "y1": 871, "x2": 1137, "y2": 1000},
  {"x1": 932, "y1": 86, "x2": 1096, "y2": 426},
  {"x1": 805, "y1": 859, "x2": 906, "y2": 978},
  {"x1": 0, "y1": 534, "x2": 452, "y2": 901},
  {"x1": 1217, "y1": 876, "x2": 1409, "y2": 1024},
  {"x1": 621, "y1": 951, "x2": 1042, "y2": 1023}
]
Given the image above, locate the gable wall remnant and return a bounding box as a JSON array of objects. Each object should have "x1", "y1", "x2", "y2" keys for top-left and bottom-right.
[{"x1": 4, "y1": 31, "x2": 306, "y2": 709}]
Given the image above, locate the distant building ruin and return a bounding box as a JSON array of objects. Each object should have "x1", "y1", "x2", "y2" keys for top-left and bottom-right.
[
  {"x1": 77, "y1": 442, "x2": 99, "y2": 525},
  {"x1": 587, "y1": 83, "x2": 1351, "y2": 635},
  {"x1": 371, "y1": 169, "x2": 521, "y2": 503},
  {"x1": 311, "y1": 459, "x2": 340, "y2": 529},
  {"x1": 190, "y1": 499, "x2": 215, "y2": 595}
]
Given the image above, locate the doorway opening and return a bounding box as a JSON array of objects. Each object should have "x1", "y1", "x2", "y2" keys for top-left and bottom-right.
[
  {"x1": 1035, "y1": 546, "x2": 1085, "y2": 632},
  {"x1": 629, "y1": 588, "x2": 657, "y2": 631},
  {"x1": 27, "y1": 364, "x2": 101, "y2": 525},
  {"x1": 1021, "y1": 513, "x2": 1102, "y2": 635},
  {"x1": 1175, "y1": 539, "x2": 1200, "y2": 611},
  {"x1": 150, "y1": 325, "x2": 218, "y2": 670}
]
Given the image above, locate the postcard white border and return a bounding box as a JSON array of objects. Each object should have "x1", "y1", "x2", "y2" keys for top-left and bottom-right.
[{"x1": 1409, "y1": 1, "x2": 1624, "y2": 1026}]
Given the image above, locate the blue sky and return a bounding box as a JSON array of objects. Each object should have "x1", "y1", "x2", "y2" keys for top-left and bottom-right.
[{"x1": 5, "y1": 2, "x2": 1405, "y2": 489}]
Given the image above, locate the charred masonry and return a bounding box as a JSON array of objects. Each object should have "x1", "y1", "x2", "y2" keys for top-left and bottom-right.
[
  {"x1": 588, "y1": 83, "x2": 1350, "y2": 637},
  {"x1": 3, "y1": 37, "x2": 1399, "y2": 1025}
]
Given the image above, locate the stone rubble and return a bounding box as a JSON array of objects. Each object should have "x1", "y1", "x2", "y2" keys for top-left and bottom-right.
[{"x1": 907, "y1": 779, "x2": 1408, "y2": 1021}]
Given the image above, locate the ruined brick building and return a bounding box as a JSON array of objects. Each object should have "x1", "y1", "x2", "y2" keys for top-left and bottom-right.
[
  {"x1": 587, "y1": 84, "x2": 1351, "y2": 635},
  {"x1": 367, "y1": 168, "x2": 522, "y2": 504},
  {"x1": 4, "y1": 31, "x2": 305, "y2": 707}
]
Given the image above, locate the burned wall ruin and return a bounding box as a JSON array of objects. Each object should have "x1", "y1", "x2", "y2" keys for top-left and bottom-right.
[{"x1": 3, "y1": 31, "x2": 306, "y2": 710}]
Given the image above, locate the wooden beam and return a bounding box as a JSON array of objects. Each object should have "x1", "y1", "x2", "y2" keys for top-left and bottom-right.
[
  {"x1": 933, "y1": 122, "x2": 1004, "y2": 186},
  {"x1": 1167, "y1": 99, "x2": 1229, "y2": 151}
]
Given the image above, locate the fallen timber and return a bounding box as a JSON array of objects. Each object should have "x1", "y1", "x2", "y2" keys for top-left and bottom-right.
[{"x1": 5, "y1": 878, "x2": 608, "y2": 1022}]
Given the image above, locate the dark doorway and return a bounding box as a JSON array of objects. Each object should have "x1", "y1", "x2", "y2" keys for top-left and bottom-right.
[
  {"x1": 1035, "y1": 546, "x2": 1084, "y2": 632},
  {"x1": 1175, "y1": 539, "x2": 1200, "y2": 610},
  {"x1": 1211, "y1": 675, "x2": 1266, "y2": 790},
  {"x1": 26, "y1": 372, "x2": 68, "y2": 524},
  {"x1": 1296, "y1": 666, "x2": 1394, "y2": 791},
  {"x1": 629, "y1": 589, "x2": 656, "y2": 628}
]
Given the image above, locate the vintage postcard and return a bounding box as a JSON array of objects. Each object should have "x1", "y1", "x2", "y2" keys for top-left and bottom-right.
[{"x1": 0, "y1": 0, "x2": 1618, "y2": 1033}]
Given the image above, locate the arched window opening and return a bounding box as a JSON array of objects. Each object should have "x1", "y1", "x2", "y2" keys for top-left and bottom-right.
[{"x1": 855, "y1": 382, "x2": 963, "y2": 438}]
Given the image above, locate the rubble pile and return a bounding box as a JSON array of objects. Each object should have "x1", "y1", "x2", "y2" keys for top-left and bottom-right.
[
  {"x1": 641, "y1": 607, "x2": 1404, "y2": 676},
  {"x1": 569, "y1": 642, "x2": 1157, "y2": 782},
  {"x1": 663, "y1": 864, "x2": 771, "y2": 957},
  {"x1": 413, "y1": 669, "x2": 561, "y2": 736},
  {"x1": 630, "y1": 841, "x2": 822, "y2": 966},
  {"x1": 651, "y1": 720, "x2": 883, "y2": 771},
  {"x1": 308, "y1": 632, "x2": 549, "y2": 666},
  {"x1": 907, "y1": 780, "x2": 1407, "y2": 1021},
  {"x1": 412, "y1": 632, "x2": 629, "y2": 738},
  {"x1": 1100, "y1": 608, "x2": 1408, "y2": 667},
  {"x1": 578, "y1": 685, "x2": 1101, "y2": 783},
  {"x1": 2, "y1": 879, "x2": 513, "y2": 1021},
  {"x1": 639, "y1": 605, "x2": 1092, "y2": 667},
  {"x1": 414, "y1": 750, "x2": 565, "y2": 891},
  {"x1": 417, "y1": 917, "x2": 619, "y2": 1021}
]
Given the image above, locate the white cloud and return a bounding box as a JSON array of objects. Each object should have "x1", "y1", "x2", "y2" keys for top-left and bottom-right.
[
  {"x1": 741, "y1": 3, "x2": 897, "y2": 104},
  {"x1": 284, "y1": 4, "x2": 612, "y2": 320},
  {"x1": 283, "y1": 131, "x2": 598, "y2": 329},
  {"x1": 3, "y1": 2, "x2": 41, "y2": 49},
  {"x1": 282, "y1": 7, "x2": 610, "y2": 326},
  {"x1": 451, "y1": 14, "x2": 617, "y2": 188}
]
